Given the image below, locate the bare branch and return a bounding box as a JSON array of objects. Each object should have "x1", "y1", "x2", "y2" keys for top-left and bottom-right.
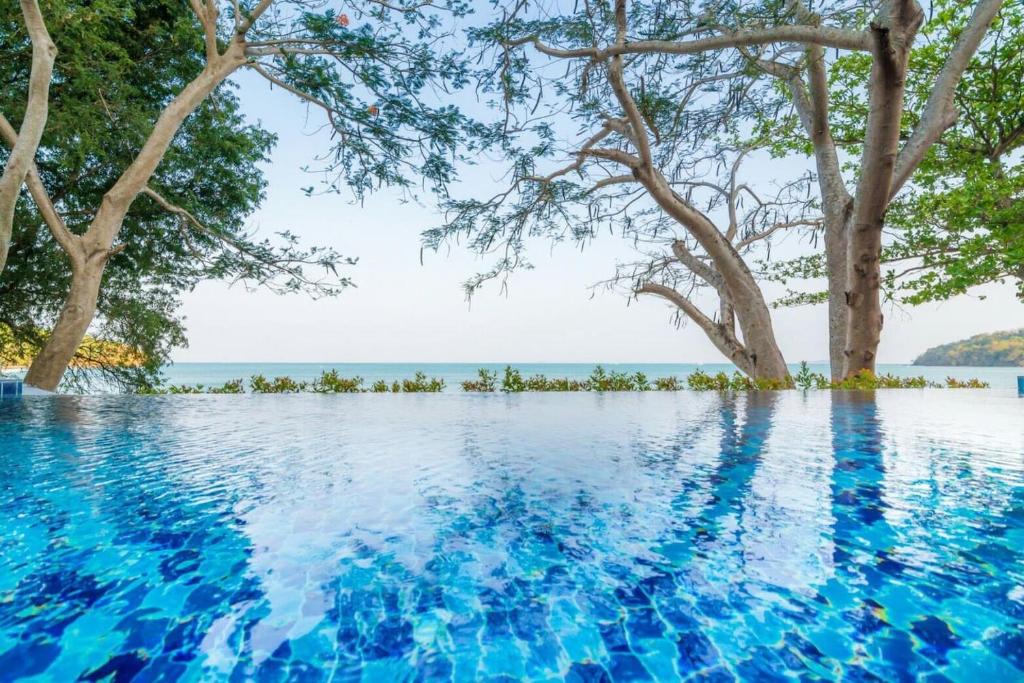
[
  {"x1": 670, "y1": 239, "x2": 723, "y2": 291},
  {"x1": 510, "y1": 24, "x2": 872, "y2": 61},
  {"x1": 637, "y1": 282, "x2": 753, "y2": 375}
]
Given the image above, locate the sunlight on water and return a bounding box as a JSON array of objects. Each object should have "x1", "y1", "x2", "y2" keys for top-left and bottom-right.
[{"x1": 0, "y1": 391, "x2": 1022, "y2": 681}]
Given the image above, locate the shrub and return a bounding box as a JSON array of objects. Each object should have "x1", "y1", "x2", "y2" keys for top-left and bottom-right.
[
  {"x1": 250, "y1": 374, "x2": 306, "y2": 393},
  {"x1": 945, "y1": 377, "x2": 990, "y2": 388},
  {"x1": 209, "y1": 379, "x2": 245, "y2": 394},
  {"x1": 501, "y1": 366, "x2": 527, "y2": 392},
  {"x1": 794, "y1": 362, "x2": 830, "y2": 390},
  {"x1": 167, "y1": 384, "x2": 204, "y2": 394},
  {"x1": 400, "y1": 371, "x2": 445, "y2": 393},
  {"x1": 140, "y1": 365, "x2": 990, "y2": 395},
  {"x1": 654, "y1": 375, "x2": 682, "y2": 391},
  {"x1": 310, "y1": 370, "x2": 364, "y2": 393},
  {"x1": 462, "y1": 369, "x2": 498, "y2": 392},
  {"x1": 831, "y1": 370, "x2": 937, "y2": 390}
]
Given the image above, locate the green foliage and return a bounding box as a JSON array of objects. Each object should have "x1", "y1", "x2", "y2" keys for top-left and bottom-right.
[
  {"x1": 140, "y1": 378, "x2": 244, "y2": 394},
  {"x1": 310, "y1": 371, "x2": 364, "y2": 393},
  {"x1": 493, "y1": 365, "x2": 652, "y2": 392},
  {"x1": 794, "y1": 362, "x2": 831, "y2": 390},
  {"x1": 654, "y1": 376, "x2": 683, "y2": 391},
  {"x1": 424, "y1": 0, "x2": 827, "y2": 305},
  {"x1": 765, "y1": 0, "x2": 1024, "y2": 306},
  {"x1": 461, "y1": 368, "x2": 498, "y2": 392},
  {"x1": 882, "y1": 1, "x2": 1024, "y2": 303},
  {"x1": 685, "y1": 370, "x2": 791, "y2": 392},
  {"x1": 501, "y1": 366, "x2": 527, "y2": 392},
  {"x1": 208, "y1": 379, "x2": 245, "y2": 394},
  {"x1": 914, "y1": 329, "x2": 1024, "y2": 367},
  {"x1": 0, "y1": 0, "x2": 485, "y2": 392},
  {"x1": 588, "y1": 366, "x2": 651, "y2": 392},
  {"x1": 945, "y1": 377, "x2": 990, "y2": 389},
  {"x1": 148, "y1": 370, "x2": 446, "y2": 394},
  {"x1": 143, "y1": 364, "x2": 989, "y2": 394},
  {"x1": 399, "y1": 372, "x2": 446, "y2": 393},
  {"x1": 831, "y1": 371, "x2": 931, "y2": 390},
  {"x1": 250, "y1": 375, "x2": 306, "y2": 393},
  {"x1": 0, "y1": 1, "x2": 297, "y2": 392}
]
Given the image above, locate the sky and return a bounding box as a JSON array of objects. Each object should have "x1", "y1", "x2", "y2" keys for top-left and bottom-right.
[{"x1": 171, "y1": 70, "x2": 1024, "y2": 365}]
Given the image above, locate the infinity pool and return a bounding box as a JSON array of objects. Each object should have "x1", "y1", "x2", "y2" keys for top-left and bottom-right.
[{"x1": 0, "y1": 392, "x2": 1022, "y2": 681}]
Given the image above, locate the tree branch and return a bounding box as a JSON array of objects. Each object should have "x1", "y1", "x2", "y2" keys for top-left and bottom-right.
[
  {"x1": 0, "y1": 113, "x2": 79, "y2": 258},
  {"x1": 891, "y1": 0, "x2": 1005, "y2": 198},
  {"x1": 0, "y1": 0, "x2": 56, "y2": 273},
  {"x1": 637, "y1": 282, "x2": 753, "y2": 375},
  {"x1": 509, "y1": 24, "x2": 872, "y2": 61}
]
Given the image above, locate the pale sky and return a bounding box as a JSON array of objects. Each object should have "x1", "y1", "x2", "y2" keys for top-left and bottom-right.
[{"x1": 171, "y1": 72, "x2": 1024, "y2": 365}]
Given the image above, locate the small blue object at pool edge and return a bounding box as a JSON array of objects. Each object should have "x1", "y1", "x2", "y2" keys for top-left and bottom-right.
[
  {"x1": 0, "y1": 378, "x2": 23, "y2": 398},
  {"x1": 1018, "y1": 375, "x2": 1024, "y2": 395}
]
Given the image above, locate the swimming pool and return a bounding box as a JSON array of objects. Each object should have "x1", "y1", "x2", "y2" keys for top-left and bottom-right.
[{"x1": 1, "y1": 391, "x2": 1022, "y2": 681}]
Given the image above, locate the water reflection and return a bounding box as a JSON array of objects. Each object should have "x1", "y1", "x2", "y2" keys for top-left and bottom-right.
[{"x1": 1, "y1": 392, "x2": 1022, "y2": 680}]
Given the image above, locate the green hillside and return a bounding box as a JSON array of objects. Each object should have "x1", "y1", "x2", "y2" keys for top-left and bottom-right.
[{"x1": 913, "y1": 329, "x2": 1024, "y2": 367}]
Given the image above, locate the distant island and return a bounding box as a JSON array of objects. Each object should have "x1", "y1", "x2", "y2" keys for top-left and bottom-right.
[{"x1": 914, "y1": 329, "x2": 1024, "y2": 367}]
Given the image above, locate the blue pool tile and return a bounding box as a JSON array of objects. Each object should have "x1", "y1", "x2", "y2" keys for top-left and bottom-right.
[
  {"x1": 608, "y1": 652, "x2": 652, "y2": 681},
  {"x1": 910, "y1": 615, "x2": 960, "y2": 663},
  {"x1": 565, "y1": 661, "x2": 612, "y2": 682},
  {"x1": 676, "y1": 629, "x2": 719, "y2": 672},
  {"x1": 625, "y1": 607, "x2": 664, "y2": 640},
  {"x1": 0, "y1": 392, "x2": 1022, "y2": 681},
  {"x1": 78, "y1": 650, "x2": 150, "y2": 682}
]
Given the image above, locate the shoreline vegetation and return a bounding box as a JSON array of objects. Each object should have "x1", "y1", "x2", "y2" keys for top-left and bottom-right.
[{"x1": 143, "y1": 364, "x2": 990, "y2": 394}]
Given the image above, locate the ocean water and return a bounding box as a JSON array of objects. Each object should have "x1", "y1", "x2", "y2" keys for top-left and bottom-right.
[
  {"x1": 1, "y1": 390, "x2": 1022, "y2": 681},
  {"x1": 157, "y1": 362, "x2": 1024, "y2": 391}
]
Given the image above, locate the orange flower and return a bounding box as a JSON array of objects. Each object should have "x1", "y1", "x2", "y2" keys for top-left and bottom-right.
[
  {"x1": 336, "y1": 13, "x2": 349, "y2": 27},
  {"x1": 368, "y1": 105, "x2": 379, "y2": 117}
]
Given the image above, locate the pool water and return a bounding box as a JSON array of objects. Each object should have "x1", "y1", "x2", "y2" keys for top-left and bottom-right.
[{"x1": 0, "y1": 391, "x2": 1022, "y2": 681}]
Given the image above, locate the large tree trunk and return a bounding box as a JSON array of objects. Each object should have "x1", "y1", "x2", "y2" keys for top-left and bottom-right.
[
  {"x1": 24, "y1": 49, "x2": 247, "y2": 390},
  {"x1": 844, "y1": 0, "x2": 923, "y2": 378},
  {"x1": 732, "y1": 297, "x2": 789, "y2": 382},
  {"x1": 825, "y1": 215, "x2": 850, "y2": 381},
  {"x1": 24, "y1": 246, "x2": 105, "y2": 390}
]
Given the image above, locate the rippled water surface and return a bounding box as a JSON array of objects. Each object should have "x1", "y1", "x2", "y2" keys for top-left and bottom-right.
[{"x1": 1, "y1": 391, "x2": 1023, "y2": 681}]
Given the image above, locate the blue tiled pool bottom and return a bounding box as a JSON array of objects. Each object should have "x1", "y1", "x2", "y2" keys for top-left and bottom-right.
[{"x1": 0, "y1": 392, "x2": 1022, "y2": 681}]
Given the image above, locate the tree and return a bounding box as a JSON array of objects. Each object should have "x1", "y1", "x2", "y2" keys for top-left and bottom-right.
[
  {"x1": 0, "y1": 1, "x2": 348, "y2": 391},
  {"x1": 882, "y1": 0, "x2": 1023, "y2": 303},
  {"x1": 762, "y1": 0, "x2": 1021, "y2": 360},
  {"x1": 431, "y1": 0, "x2": 1004, "y2": 380},
  {"x1": 426, "y1": 2, "x2": 824, "y2": 381},
  {"x1": 1, "y1": 0, "x2": 478, "y2": 390}
]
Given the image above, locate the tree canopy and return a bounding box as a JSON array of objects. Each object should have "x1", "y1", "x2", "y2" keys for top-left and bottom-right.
[
  {"x1": 1, "y1": 0, "x2": 485, "y2": 390},
  {"x1": 763, "y1": 0, "x2": 1023, "y2": 305},
  {"x1": 425, "y1": 0, "x2": 1006, "y2": 380},
  {"x1": 0, "y1": 0, "x2": 344, "y2": 390}
]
